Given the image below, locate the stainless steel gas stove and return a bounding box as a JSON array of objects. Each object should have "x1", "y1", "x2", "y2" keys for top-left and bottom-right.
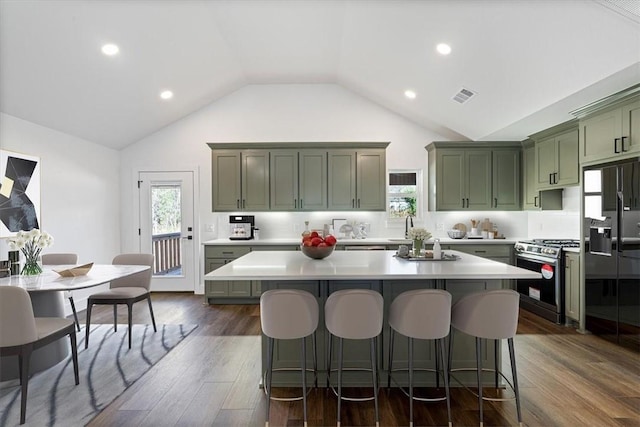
[{"x1": 514, "y1": 239, "x2": 580, "y2": 323}]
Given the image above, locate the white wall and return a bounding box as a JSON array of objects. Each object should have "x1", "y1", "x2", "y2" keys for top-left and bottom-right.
[{"x1": 0, "y1": 112, "x2": 121, "y2": 312}]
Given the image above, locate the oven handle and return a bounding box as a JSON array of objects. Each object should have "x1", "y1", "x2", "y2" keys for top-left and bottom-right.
[{"x1": 515, "y1": 253, "x2": 559, "y2": 265}]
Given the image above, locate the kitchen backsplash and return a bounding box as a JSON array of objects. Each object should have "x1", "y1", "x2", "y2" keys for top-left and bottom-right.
[{"x1": 203, "y1": 186, "x2": 581, "y2": 241}]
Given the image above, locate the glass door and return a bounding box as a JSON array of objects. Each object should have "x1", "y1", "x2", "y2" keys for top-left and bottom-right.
[{"x1": 139, "y1": 171, "x2": 195, "y2": 292}]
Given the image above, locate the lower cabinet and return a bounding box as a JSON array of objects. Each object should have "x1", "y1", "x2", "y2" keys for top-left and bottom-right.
[
  {"x1": 564, "y1": 251, "x2": 581, "y2": 323},
  {"x1": 204, "y1": 244, "x2": 297, "y2": 304},
  {"x1": 444, "y1": 244, "x2": 514, "y2": 290}
]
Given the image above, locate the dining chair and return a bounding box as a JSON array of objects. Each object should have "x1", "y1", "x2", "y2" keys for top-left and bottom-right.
[
  {"x1": 84, "y1": 253, "x2": 156, "y2": 349},
  {"x1": 41, "y1": 253, "x2": 80, "y2": 331},
  {"x1": 0, "y1": 286, "x2": 79, "y2": 424}
]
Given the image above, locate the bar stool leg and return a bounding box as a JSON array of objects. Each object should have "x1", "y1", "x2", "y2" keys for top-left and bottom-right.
[
  {"x1": 337, "y1": 337, "x2": 343, "y2": 427},
  {"x1": 371, "y1": 337, "x2": 380, "y2": 427},
  {"x1": 301, "y1": 336, "x2": 308, "y2": 427},
  {"x1": 408, "y1": 337, "x2": 414, "y2": 427},
  {"x1": 435, "y1": 342, "x2": 440, "y2": 388},
  {"x1": 476, "y1": 337, "x2": 483, "y2": 427},
  {"x1": 312, "y1": 332, "x2": 318, "y2": 388},
  {"x1": 508, "y1": 338, "x2": 523, "y2": 427},
  {"x1": 387, "y1": 329, "x2": 395, "y2": 389},
  {"x1": 327, "y1": 334, "x2": 333, "y2": 389},
  {"x1": 439, "y1": 338, "x2": 452, "y2": 427},
  {"x1": 265, "y1": 337, "x2": 273, "y2": 427},
  {"x1": 494, "y1": 339, "x2": 499, "y2": 389},
  {"x1": 447, "y1": 328, "x2": 454, "y2": 384}
]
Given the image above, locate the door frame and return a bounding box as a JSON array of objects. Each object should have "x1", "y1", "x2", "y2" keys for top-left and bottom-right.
[{"x1": 133, "y1": 166, "x2": 201, "y2": 294}]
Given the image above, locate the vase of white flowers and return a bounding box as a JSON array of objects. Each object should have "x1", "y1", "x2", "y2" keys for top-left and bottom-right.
[
  {"x1": 407, "y1": 227, "x2": 432, "y2": 257},
  {"x1": 7, "y1": 229, "x2": 54, "y2": 276}
]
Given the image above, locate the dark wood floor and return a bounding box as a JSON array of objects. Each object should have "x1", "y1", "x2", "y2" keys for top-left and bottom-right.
[{"x1": 80, "y1": 293, "x2": 640, "y2": 427}]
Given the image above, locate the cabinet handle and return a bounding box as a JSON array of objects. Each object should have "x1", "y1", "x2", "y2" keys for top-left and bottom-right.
[
  {"x1": 621, "y1": 136, "x2": 628, "y2": 152},
  {"x1": 614, "y1": 138, "x2": 621, "y2": 153},
  {"x1": 466, "y1": 198, "x2": 469, "y2": 208},
  {"x1": 242, "y1": 199, "x2": 246, "y2": 209},
  {"x1": 357, "y1": 199, "x2": 360, "y2": 208},
  {"x1": 549, "y1": 173, "x2": 553, "y2": 185},
  {"x1": 236, "y1": 199, "x2": 240, "y2": 209},
  {"x1": 462, "y1": 198, "x2": 465, "y2": 208},
  {"x1": 352, "y1": 199, "x2": 355, "y2": 208},
  {"x1": 553, "y1": 172, "x2": 558, "y2": 184},
  {"x1": 300, "y1": 199, "x2": 303, "y2": 209},
  {"x1": 294, "y1": 199, "x2": 297, "y2": 209},
  {"x1": 475, "y1": 250, "x2": 487, "y2": 254},
  {"x1": 534, "y1": 195, "x2": 538, "y2": 207},
  {"x1": 494, "y1": 197, "x2": 498, "y2": 208}
]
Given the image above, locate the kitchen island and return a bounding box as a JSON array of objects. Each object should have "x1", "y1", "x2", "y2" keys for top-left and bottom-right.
[{"x1": 205, "y1": 249, "x2": 540, "y2": 387}]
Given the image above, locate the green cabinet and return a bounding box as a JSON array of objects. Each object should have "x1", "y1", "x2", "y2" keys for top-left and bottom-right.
[
  {"x1": 564, "y1": 251, "x2": 580, "y2": 323},
  {"x1": 578, "y1": 96, "x2": 640, "y2": 164},
  {"x1": 533, "y1": 125, "x2": 579, "y2": 190},
  {"x1": 270, "y1": 149, "x2": 327, "y2": 211},
  {"x1": 212, "y1": 150, "x2": 270, "y2": 211},
  {"x1": 327, "y1": 149, "x2": 386, "y2": 210},
  {"x1": 426, "y1": 142, "x2": 520, "y2": 211},
  {"x1": 522, "y1": 141, "x2": 538, "y2": 210},
  {"x1": 445, "y1": 244, "x2": 514, "y2": 289},
  {"x1": 204, "y1": 246, "x2": 252, "y2": 303}
]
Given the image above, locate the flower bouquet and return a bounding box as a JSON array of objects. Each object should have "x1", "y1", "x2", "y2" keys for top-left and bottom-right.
[
  {"x1": 407, "y1": 227, "x2": 432, "y2": 257},
  {"x1": 7, "y1": 229, "x2": 54, "y2": 275}
]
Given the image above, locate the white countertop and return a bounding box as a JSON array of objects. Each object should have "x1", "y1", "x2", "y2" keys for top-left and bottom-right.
[
  {"x1": 204, "y1": 250, "x2": 541, "y2": 281},
  {"x1": 203, "y1": 237, "x2": 523, "y2": 246}
]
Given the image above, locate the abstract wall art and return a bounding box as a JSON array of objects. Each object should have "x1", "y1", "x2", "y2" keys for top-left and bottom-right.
[{"x1": 0, "y1": 150, "x2": 41, "y2": 237}]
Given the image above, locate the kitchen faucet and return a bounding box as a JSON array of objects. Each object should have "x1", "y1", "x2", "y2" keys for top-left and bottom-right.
[{"x1": 404, "y1": 215, "x2": 414, "y2": 238}]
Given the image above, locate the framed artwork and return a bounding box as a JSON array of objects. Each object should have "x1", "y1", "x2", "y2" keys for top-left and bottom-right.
[{"x1": 0, "y1": 149, "x2": 41, "y2": 238}]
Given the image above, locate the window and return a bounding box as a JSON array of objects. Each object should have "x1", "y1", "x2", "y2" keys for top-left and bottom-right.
[{"x1": 388, "y1": 170, "x2": 421, "y2": 219}]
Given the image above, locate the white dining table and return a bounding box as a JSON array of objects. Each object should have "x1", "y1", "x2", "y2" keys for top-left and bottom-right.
[{"x1": 0, "y1": 264, "x2": 150, "y2": 381}]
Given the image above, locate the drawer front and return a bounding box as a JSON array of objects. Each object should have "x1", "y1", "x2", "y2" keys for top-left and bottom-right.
[
  {"x1": 205, "y1": 246, "x2": 251, "y2": 258},
  {"x1": 448, "y1": 244, "x2": 512, "y2": 258}
]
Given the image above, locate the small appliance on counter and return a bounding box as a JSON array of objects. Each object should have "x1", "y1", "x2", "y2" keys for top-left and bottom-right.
[{"x1": 229, "y1": 215, "x2": 255, "y2": 240}]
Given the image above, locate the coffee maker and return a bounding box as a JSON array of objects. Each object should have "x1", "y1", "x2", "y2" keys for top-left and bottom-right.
[{"x1": 229, "y1": 215, "x2": 255, "y2": 240}]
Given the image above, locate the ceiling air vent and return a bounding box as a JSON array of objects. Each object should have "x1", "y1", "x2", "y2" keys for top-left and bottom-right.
[{"x1": 452, "y1": 87, "x2": 477, "y2": 104}]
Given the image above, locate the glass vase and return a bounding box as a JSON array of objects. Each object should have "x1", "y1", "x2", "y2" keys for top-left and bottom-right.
[
  {"x1": 412, "y1": 239, "x2": 423, "y2": 257},
  {"x1": 21, "y1": 255, "x2": 42, "y2": 276}
]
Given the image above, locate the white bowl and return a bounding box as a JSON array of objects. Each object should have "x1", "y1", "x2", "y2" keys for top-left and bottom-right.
[{"x1": 447, "y1": 229, "x2": 466, "y2": 239}]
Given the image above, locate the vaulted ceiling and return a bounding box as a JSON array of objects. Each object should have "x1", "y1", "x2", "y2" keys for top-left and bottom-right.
[{"x1": 1, "y1": 0, "x2": 639, "y2": 150}]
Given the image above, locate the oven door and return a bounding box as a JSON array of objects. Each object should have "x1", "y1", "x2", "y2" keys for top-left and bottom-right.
[{"x1": 515, "y1": 254, "x2": 563, "y2": 323}]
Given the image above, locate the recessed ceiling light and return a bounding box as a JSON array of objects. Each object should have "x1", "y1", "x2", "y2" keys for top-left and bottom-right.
[
  {"x1": 101, "y1": 44, "x2": 119, "y2": 56},
  {"x1": 436, "y1": 43, "x2": 451, "y2": 55},
  {"x1": 404, "y1": 90, "x2": 417, "y2": 99},
  {"x1": 160, "y1": 90, "x2": 174, "y2": 100}
]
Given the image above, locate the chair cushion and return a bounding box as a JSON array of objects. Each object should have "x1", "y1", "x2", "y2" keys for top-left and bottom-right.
[
  {"x1": 35, "y1": 317, "x2": 75, "y2": 339},
  {"x1": 90, "y1": 287, "x2": 149, "y2": 300}
]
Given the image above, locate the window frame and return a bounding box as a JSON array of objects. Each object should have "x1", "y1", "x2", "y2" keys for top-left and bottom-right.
[{"x1": 387, "y1": 169, "x2": 422, "y2": 221}]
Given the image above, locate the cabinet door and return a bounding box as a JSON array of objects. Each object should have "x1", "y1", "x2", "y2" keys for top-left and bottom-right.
[
  {"x1": 621, "y1": 99, "x2": 640, "y2": 156},
  {"x1": 465, "y1": 150, "x2": 492, "y2": 210},
  {"x1": 580, "y1": 108, "x2": 622, "y2": 164},
  {"x1": 436, "y1": 150, "x2": 465, "y2": 210},
  {"x1": 299, "y1": 150, "x2": 327, "y2": 211},
  {"x1": 242, "y1": 150, "x2": 270, "y2": 211},
  {"x1": 555, "y1": 129, "x2": 579, "y2": 186},
  {"x1": 492, "y1": 149, "x2": 520, "y2": 210},
  {"x1": 565, "y1": 252, "x2": 580, "y2": 322},
  {"x1": 327, "y1": 150, "x2": 356, "y2": 210},
  {"x1": 356, "y1": 149, "x2": 386, "y2": 210},
  {"x1": 536, "y1": 136, "x2": 557, "y2": 189},
  {"x1": 522, "y1": 144, "x2": 539, "y2": 210},
  {"x1": 229, "y1": 281, "x2": 252, "y2": 297},
  {"x1": 212, "y1": 150, "x2": 241, "y2": 211},
  {"x1": 270, "y1": 150, "x2": 298, "y2": 211},
  {"x1": 205, "y1": 259, "x2": 229, "y2": 297}
]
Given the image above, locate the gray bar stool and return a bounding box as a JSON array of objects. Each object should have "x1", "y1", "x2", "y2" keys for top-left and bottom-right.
[
  {"x1": 388, "y1": 289, "x2": 452, "y2": 427},
  {"x1": 260, "y1": 289, "x2": 319, "y2": 427},
  {"x1": 325, "y1": 289, "x2": 384, "y2": 427},
  {"x1": 449, "y1": 289, "x2": 523, "y2": 427}
]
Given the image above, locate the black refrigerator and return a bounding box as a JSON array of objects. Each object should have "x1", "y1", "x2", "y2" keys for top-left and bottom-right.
[{"x1": 584, "y1": 157, "x2": 640, "y2": 351}]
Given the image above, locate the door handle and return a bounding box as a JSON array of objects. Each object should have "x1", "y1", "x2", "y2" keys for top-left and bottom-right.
[
  {"x1": 181, "y1": 236, "x2": 193, "y2": 240},
  {"x1": 614, "y1": 138, "x2": 621, "y2": 153}
]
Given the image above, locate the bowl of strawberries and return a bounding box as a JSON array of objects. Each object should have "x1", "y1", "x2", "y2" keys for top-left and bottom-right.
[{"x1": 300, "y1": 231, "x2": 337, "y2": 259}]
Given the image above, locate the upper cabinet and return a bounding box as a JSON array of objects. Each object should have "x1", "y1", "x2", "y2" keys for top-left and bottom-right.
[
  {"x1": 327, "y1": 149, "x2": 386, "y2": 210},
  {"x1": 426, "y1": 142, "x2": 520, "y2": 211},
  {"x1": 270, "y1": 149, "x2": 327, "y2": 211},
  {"x1": 209, "y1": 142, "x2": 388, "y2": 212},
  {"x1": 575, "y1": 91, "x2": 640, "y2": 165},
  {"x1": 212, "y1": 149, "x2": 270, "y2": 211},
  {"x1": 531, "y1": 121, "x2": 579, "y2": 190}
]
